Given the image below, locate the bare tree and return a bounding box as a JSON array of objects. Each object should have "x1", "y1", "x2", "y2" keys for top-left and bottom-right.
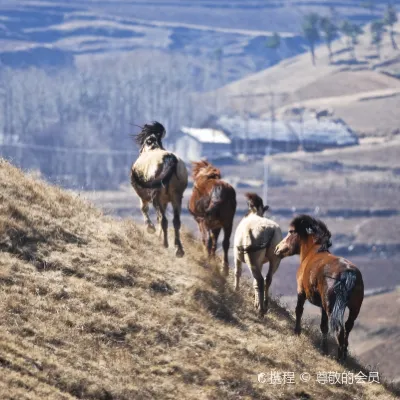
[
  {"x1": 384, "y1": 4, "x2": 398, "y2": 50},
  {"x1": 302, "y1": 13, "x2": 320, "y2": 66}
]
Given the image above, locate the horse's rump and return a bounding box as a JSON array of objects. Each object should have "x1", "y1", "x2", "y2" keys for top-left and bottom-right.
[
  {"x1": 192, "y1": 182, "x2": 235, "y2": 220},
  {"x1": 131, "y1": 149, "x2": 178, "y2": 190},
  {"x1": 236, "y1": 227, "x2": 276, "y2": 254}
]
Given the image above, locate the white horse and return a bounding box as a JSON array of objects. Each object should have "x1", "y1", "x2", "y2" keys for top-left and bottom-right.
[
  {"x1": 130, "y1": 122, "x2": 188, "y2": 257},
  {"x1": 233, "y1": 193, "x2": 282, "y2": 317}
]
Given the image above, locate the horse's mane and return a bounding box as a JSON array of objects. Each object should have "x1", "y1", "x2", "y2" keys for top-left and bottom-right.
[
  {"x1": 134, "y1": 121, "x2": 166, "y2": 147},
  {"x1": 191, "y1": 160, "x2": 221, "y2": 180},
  {"x1": 245, "y1": 193, "x2": 268, "y2": 211},
  {"x1": 290, "y1": 214, "x2": 332, "y2": 252}
]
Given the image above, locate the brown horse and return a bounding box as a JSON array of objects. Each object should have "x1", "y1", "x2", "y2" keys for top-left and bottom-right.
[
  {"x1": 131, "y1": 122, "x2": 188, "y2": 257},
  {"x1": 188, "y1": 160, "x2": 236, "y2": 276},
  {"x1": 275, "y1": 215, "x2": 364, "y2": 361}
]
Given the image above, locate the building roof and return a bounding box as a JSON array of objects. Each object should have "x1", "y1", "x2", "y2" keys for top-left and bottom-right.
[
  {"x1": 180, "y1": 127, "x2": 231, "y2": 144},
  {"x1": 215, "y1": 115, "x2": 358, "y2": 146},
  {"x1": 216, "y1": 116, "x2": 296, "y2": 141}
]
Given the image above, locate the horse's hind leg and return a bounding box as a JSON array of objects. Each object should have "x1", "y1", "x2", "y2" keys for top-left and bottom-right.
[
  {"x1": 294, "y1": 291, "x2": 306, "y2": 335},
  {"x1": 336, "y1": 325, "x2": 346, "y2": 361},
  {"x1": 222, "y1": 224, "x2": 232, "y2": 277},
  {"x1": 153, "y1": 198, "x2": 168, "y2": 248},
  {"x1": 343, "y1": 303, "x2": 362, "y2": 360},
  {"x1": 171, "y1": 195, "x2": 184, "y2": 258},
  {"x1": 249, "y1": 261, "x2": 265, "y2": 317},
  {"x1": 233, "y1": 257, "x2": 242, "y2": 291},
  {"x1": 320, "y1": 308, "x2": 329, "y2": 354},
  {"x1": 140, "y1": 199, "x2": 155, "y2": 234},
  {"x1": 264, "y1": 255, "x2": 280, "y2": 312},
  {"x1": 210, "y1": 228, "x2": 221, "y2": 262}
]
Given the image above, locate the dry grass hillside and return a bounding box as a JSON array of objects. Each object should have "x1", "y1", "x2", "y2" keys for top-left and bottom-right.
[
  {"x1": 0, "y1": 158, "x2": 398, "y2": 400},
  {"x1": 216, "y1": 21, "x2": 400, "y2": 137},
  {"x1": 282, "y1": 289, "x2": 400, "y2": 384}
]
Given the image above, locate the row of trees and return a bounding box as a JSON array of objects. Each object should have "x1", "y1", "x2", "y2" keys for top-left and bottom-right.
[
  {"x1": 0, "y1": 52, "x2": 218, "y2": 188},
  {"x1": 299, "y1": 3, "x2": 398, "y2": 65}
]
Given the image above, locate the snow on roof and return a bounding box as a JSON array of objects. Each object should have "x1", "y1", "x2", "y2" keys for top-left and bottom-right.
[
  {"x1": 216, "y1": 115, "x2": 358, "y2": 146},
  {"x1": 289, "y1": 118, "x2": 358, "y2": 146},
  {"x1": 216, "y1": 116, "x2": 296, "y2": 141},
  {"x1": 181, "y1": 127, "x2": 231, "y2": 144}
]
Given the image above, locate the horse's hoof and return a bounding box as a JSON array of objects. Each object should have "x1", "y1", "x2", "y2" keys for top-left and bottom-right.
[
  {"x1": 147, "y1": 225, "x2": 156, "y2": 234},
  {"x1": 163, "y1": 242, "x2": 169, "y2": 249},
  {"x1": 294, "y1": 327, "x2": 301, "y2": 336},
  {"x1": 175, "y1": 247, "x2": 185, "y2": 258}
]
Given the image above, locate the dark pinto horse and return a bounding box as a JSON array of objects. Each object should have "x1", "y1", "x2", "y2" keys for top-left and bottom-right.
[
  {"x1": 130, "y1": 122, "x2": 188, "y2": 257},
  {"x1": 188, "y1": 160, "x2": 236, "y2": 276},
  {"x1": 275, "y1": 215, "x2": 364, "y2": 361}
]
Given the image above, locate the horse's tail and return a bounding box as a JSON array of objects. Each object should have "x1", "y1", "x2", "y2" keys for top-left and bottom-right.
[
  {"x1": 237, "y1": 242, "x2": 268, "y2": 254},
  {"x1": 131, "y1": 154, "x2": 178, "y2": 190},
  {"x1": 330, "y1": 270, "x2": 357, "y2": 333},
  {"x1": 204, "y1": 185, "x2": 224, "y2": 218}
]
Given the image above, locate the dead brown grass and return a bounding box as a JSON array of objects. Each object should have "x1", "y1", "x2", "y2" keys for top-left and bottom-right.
[{"x1": 0, "y1": 158, "x2": 398, "y2": 399}]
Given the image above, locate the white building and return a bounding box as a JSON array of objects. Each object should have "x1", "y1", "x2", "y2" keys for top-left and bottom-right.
[{"x1": 175, "y1": 126, "x2": 232, "y2": 162}]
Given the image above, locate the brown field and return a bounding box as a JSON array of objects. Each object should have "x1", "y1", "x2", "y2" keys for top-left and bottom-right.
[{"x1": 0, "y1": 159, "x2": 399, "y2": 399}]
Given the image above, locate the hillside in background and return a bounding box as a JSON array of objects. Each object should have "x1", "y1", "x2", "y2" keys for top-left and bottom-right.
[
  {"x1": 0, "y1": 160, "x2": 399, "y2": 399},
  {"x1": 0, "y1": 0, "x2": 395, "y2": 83},
  {"x1": 215, "y1": 19, "x2": 400, "y2": 138},
  {"x1": 0, "y1": 0, "x2": 307, "y2": 84}
]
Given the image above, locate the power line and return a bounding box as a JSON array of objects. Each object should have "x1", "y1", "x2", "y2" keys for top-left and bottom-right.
[{"x1": 0, "y1": 141, "x2": 136, "y2": 155}]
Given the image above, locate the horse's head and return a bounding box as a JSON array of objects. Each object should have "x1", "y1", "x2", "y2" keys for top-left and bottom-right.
[
  {"x1": 274, "y1": 223, "x2": 300, "y2": 258},
  {"x1": 134, "y1": 121, "x2": 166, "y2": 153},
  {"x1": 191, "y1": 160, "x2": 221, "y2": 181},
  {"x1": 245, "y1": 193, "x2": 269, "y2": 217},
  {"x1": 275, "y1": 214, "x2": 332, "y2": 257}
]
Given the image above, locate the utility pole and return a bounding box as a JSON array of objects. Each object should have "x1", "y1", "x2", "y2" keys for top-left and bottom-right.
[{"x1": 263, "y1": 91, "x2": 275, "y2": 205}]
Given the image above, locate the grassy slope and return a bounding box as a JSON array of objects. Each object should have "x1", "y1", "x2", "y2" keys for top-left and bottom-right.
[{"x1": 0, "y1": 159, "x2": 397, "y2": 400}]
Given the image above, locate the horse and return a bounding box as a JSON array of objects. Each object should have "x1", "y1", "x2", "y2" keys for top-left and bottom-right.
[
  {"x1": 188, "y1": 160, "x2": 236, "y2": 276},
  {"x1": 234, "y1": 193, "x2": 282, "y2": 317},
  {"x1": 130, "y1": 121, "x2": 188, "y2": 257},
  {"x1": 274, "y1": 215, "x2": 364, "y2": 361}
]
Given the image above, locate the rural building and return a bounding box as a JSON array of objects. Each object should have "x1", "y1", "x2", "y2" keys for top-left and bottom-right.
[
  {"x1": 213, "y1": 115, "x2": 358, "y2": 156},
  {"x1": 174, "y1": 126, "x2": 232, "y2": 162}
]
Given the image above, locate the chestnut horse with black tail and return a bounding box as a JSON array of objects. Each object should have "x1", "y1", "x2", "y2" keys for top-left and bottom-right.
[
  {"x1": 131, "y1": 122, "x2": 188, "y2": 257},
  {"x1": 188, "y1": 160, "x2": 236, "y2": 276},
  {"x1": 275, "y1": 215, "x2": 364, "y2": 361}
]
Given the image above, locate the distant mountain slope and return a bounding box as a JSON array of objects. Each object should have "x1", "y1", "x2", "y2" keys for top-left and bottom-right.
[
  {"x1": 213, "y1": 19, "x2": 400, "y2": 137},
  {"x1": 0, "y1": 1, "x2": 304, "y2": 83},
  {"x1": 0, "y1": 0, "x2": 390, "y2": 84}
]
